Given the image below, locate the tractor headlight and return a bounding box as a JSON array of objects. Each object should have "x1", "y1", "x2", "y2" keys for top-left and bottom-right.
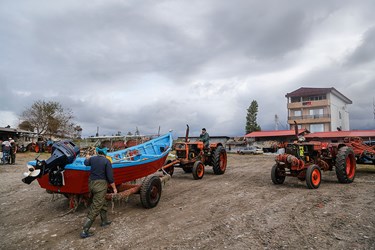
[{"x1": 175, "y1": 143, "x2": 185, "y2": 150}]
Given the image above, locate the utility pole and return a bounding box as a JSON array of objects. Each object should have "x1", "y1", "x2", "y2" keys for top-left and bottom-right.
[{"x1": 275, "y1": 114, "x2": 279, "y2": 130}]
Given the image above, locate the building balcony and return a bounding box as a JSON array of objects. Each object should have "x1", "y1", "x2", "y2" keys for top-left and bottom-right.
[
  {"x1": 287, "y1": 114, "x2": 331, "y2": 124},
  {"x1": 287, "y1": 99, "x2": 329, "y2": 109}
]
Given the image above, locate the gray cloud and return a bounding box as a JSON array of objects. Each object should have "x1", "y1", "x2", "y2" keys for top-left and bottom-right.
[
  {"x1": 345, "y1": 26, "x2": 375, "y2": 66},
  {"x1": 1, "y1": 0, "x2": 374, "y2": 137}
]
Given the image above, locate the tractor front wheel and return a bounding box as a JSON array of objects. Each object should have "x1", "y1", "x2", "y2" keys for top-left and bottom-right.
[
  {"x1": 271, "y1": 164, "x2": 285, "y2": 184},
  {"x1": 192, "y1": 161, "x2": 205, "y2": 180},
  {"x1": 306, "y1": 165, "x2": 321, "y2": 189}
]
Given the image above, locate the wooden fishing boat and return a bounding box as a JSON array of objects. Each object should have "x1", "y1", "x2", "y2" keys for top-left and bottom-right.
[{"x1": 23, "y1": 132, "x2": 173, "y2": 209}]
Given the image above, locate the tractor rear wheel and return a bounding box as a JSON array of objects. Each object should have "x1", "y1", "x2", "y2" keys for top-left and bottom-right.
[
  {"x1": 335, "y1": 146, "x2": 356, "y2": 183},
  {"x1": 212, "y1": 146, "x2": 227, "y2": 175},
  {"x1": 306, "y1": 165, "x2": 321, "y2": 189},
  {"x1": 192, "y1": 161, "x2": 205, "y2": 180},
  {"x1": 271, "y1": 164, "x2": 285, "y2": 184},
  {"x1": 140, "y1": 175, "x2": 162, "y2": 209}
]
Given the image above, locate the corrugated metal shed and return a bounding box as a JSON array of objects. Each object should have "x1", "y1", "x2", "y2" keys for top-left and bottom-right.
[
  {"x1": 245, "y1": 129, "x2": 375, "y2": 142},
  {"x1": 305, "y1": 130, "x2": 375, "y2": 139}
]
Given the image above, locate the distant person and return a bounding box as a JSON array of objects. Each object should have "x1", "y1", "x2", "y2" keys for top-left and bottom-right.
[
  {"x1": 47, "y1": 138, "x2": 53, "y2": 147},
  {"x1": 199, "y1": 128, "x2": 210, "y2": 148},
  {"x1": 46, "y1": 138, "x2": 54, "y2": 152},
  {"x1": 37, "y1": 138, "x2": 44, "y2": 153},
  {"x1": 80, "y1": 147, "x2": 117, "y2": 238},
  {"x1": 10, "y1": 139, "x2": 17, "y2": 165},
  {"x1": 2, "y1": 139, "x2": 11, "y2": 164}
]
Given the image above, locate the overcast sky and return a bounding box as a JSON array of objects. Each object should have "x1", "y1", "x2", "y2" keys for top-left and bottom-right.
[{"x1": 1, "y1": 0, "x2": 374, "y2": 138}]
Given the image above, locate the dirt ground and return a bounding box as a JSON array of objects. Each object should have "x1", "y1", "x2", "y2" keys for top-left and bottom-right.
[{"x1": 0, "y1": 152, "x2": 374, "y2": 250}]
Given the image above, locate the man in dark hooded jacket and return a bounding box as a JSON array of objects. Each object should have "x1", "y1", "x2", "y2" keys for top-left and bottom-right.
[{"x1": 80, "y1": 147, "x2": 117, "y2": 238}]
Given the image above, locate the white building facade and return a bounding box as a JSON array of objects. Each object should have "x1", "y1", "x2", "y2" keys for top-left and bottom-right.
[{"x1": 286, "y1": 87, "x2": 352, "y2": 132}]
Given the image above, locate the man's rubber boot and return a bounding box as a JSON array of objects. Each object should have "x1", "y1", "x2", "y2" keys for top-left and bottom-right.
[
  {"x1": 80, "y1": 218, "x2": 94, "y2": 238},
  {"x1": 100, "y1": 211, "x2": 112, "y2": 227}
]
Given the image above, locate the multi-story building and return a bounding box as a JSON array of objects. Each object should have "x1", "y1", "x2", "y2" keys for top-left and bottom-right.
[{"x1": 285, "y1": 87, "x2": 352, "y2": 132}]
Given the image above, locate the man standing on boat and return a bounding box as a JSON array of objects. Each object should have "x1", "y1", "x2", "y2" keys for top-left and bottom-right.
[{"x1": 80, "y1": 147, "x2": 117, "y2": 238}]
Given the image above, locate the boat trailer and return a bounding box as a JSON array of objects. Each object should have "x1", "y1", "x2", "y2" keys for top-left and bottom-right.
[{"x1": 63, "y1": 173, "x2": 172, "y2": 211}]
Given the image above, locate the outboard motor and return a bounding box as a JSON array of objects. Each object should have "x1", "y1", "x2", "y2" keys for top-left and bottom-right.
[{"x1": 22, "y1": 140, "x2": 80, "y2": 185}]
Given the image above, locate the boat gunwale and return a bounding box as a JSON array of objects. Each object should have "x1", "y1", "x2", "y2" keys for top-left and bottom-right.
[{"x1": 27, "y1": 132, "x2": 173, "y2": 171}]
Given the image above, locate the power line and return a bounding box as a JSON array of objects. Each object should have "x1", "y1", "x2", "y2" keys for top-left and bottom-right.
[{"x1": 274, "y1": 114, "x2": 287, "y2": 130}]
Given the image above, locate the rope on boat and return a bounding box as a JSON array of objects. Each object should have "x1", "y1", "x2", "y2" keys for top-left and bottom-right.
[
  {"x1": 111, "y1": 196, "x2": 115, "y2": 212},
  {"x1": 60, "y1": 208, "x2": 75, "y2": 217},
  {"x1": 159, "y1": 173, "x2": 171, "y2": 186},
  {"x1": 107, "y1": 184, "x2": 138, "y2": 211},
  {"x1": 107, "y1": 175, "x2": 171, "y2": 211},
  {"x1": 110, "y1": 193, "x2": 130, "y2": 212}
]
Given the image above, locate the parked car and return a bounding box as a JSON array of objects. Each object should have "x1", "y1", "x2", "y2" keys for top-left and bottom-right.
[{"x1": 237, "y1": 146, "x2": 264, "y2": 155}]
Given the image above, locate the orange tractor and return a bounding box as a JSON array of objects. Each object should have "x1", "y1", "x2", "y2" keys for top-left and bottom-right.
[
  {"x1": 163, "y1": 125, "x2": 227, "y2": 179},
  {"x1": 271, "y1": 122, "x2": 356, "y2": 189}
]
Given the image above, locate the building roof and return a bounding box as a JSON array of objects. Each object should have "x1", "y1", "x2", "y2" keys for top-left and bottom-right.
[
  {"x1": 245, "y1": 129, "x2": 375, "y2": 140},
  {"x1": 305, "y1": 130, "x2": 375, "y2": 139},
  {"x1": 177, "y1": 136, "x2": 230, "y2": 140},
  {"x1": 0, "y1": 127, "x2": 36, "y2": 134},
  {"x1": 245, "y1": 129, "x2": 307, "y2": 138},
  {"x1": 285, "y1": 87, "x2": 352, "y2": 104}
]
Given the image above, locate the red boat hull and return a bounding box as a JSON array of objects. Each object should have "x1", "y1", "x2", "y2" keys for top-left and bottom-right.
[{"x1": 37, "y1": 154, "x2": 168, "y2": 194}]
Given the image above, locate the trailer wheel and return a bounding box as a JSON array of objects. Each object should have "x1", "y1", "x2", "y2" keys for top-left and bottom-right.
[
  {"x1": 192, "y1": 161, "x2": 205, "y2": 180},
  {"x1": 212, "y1": 146, "x2": 227, "y2": 175},
  {"x1": 335, "y1": 146, "x2": 356, "y2": 183},
  {"x1": 271, "y1": 164, "x2": 285, "y2": 184},
  {"x1": 306, "y1": 165, "x2": 321, "y2": 189},
  {"x1": 140, "y1": 175, "x2": 162, "y2": 209}
]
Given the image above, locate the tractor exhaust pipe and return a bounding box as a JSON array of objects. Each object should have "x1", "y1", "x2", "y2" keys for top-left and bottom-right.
[
  {"x1": 185, "y1": 124, "x2": 189, "y2": 142},
  {"x1": 294, "y1": 121, "x2": 298, "y2": 139}
]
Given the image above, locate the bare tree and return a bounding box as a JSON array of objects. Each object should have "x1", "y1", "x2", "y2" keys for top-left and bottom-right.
[
  {"x1": 18, "y1": 120, "x2": 34, "y2": 131},
  {"x1": 20, "y1": 100, "x2": 78, "y2": 138}
]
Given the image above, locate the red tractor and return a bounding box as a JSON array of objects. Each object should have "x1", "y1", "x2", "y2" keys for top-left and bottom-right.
[
  {"x1": 342, "y1": 137, "x2": 375, "y2": 164},
  {"x1": 271, "y1": 123, "x2": 356, "y2": 189},
  {"x1": 164, "y1": 125, "x2": 227, "y2": 179}
]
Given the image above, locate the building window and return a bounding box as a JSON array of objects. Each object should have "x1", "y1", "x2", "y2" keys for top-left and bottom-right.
[
  {"x1": 294, "y1": 110, "x2": 302, "y2": 116},
  {"x1": 291, "y1": 97, "x2": 301, "y2": 103},
  {"x1": 302, "y1": 95, "x2": 327, "y2": 101},
  {"x1": 310, "y1": 124, "x2": 324, "y2": 132},
  {"x1": 309, "y1": 108, "x2": 323, "y2": 118}
]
